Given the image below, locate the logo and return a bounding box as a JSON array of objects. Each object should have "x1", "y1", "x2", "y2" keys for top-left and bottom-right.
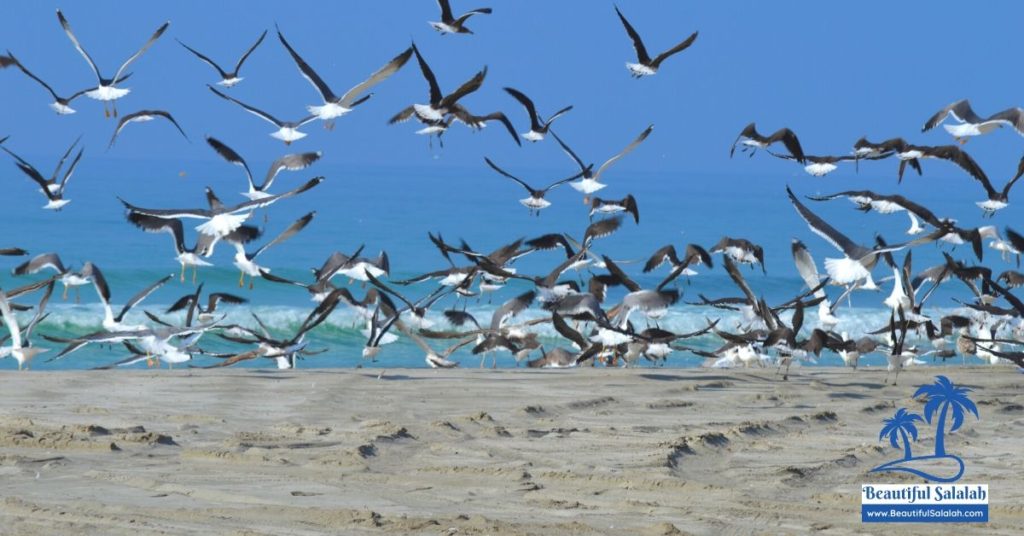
[{"x1": 861, "y1": 375, "x2": 988, "y2": 523}]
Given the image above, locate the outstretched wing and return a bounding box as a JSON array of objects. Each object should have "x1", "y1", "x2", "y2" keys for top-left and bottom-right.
[
  {"x1": 614, "y1": 5, "x2": 650, "y2": 65},
  {"x1": 112, "y1": 20, "x2": 170, "y2": 82},
  {"x1": 234, "y1": 30, "x2": 267, "y2": 74},
  {"x1": 484, "y1": 157, "x2": 536, "y2": 195},
  {"x1": 208, "y1": 85, "x2": 284, "y2": 127},
  {"x1": 176, "y1": 39, "x2": 227, "y2": 78},
  {"x1": 56, "y1": 9, "x2": 102, "y2": 82},
  {"x1": 276, "y1": 25, "x2": 336, "y2": 103},
  {"x1": 593, "y1": 124, "x2": 653, "y2": 181},
  {"x1": 338, "y1": 47, "x2": 414, "y2": 108},
  {"x1": 650, "y1": 31, "x2": 698, "y2": 68}
]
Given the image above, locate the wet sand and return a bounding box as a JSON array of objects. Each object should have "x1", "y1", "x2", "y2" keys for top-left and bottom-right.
[{"x1": 0, "y1": 366, "x2": 1021, "y2": 535}]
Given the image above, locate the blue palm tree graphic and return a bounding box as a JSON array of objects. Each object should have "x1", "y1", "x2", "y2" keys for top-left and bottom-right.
[
  {"x1": 870, "y1": 376, "x2": 980, "y2": 482},
  {"x1": 879, "y1": 408, "x2": 922, "y2": 460},
  {"x1": 913, "y1": 375, "x2": 980, "y2": 457}
]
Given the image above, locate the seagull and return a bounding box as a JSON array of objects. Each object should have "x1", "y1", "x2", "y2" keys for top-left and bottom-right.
[
  {"x1": 315, "y1": 249, "x2": 391, "y2": 284},
  {"x1": 205, "y1": 137, "x2": 321, "y2": 200},
  {"x1": 766, "y1": 150, "x2": 860, "y2": 177},
  {"x1": 589, "y1": 194, "x2": 639, "y2": 224},
  {"x1": 962, "y1": 153, "x2": 1024, "y2": 216},
  {"x1": 922, "y1": 99, "x2": 1024, "y2": 143},
  {"x1": 643, "y1": 243, "x2": 713, "y2": 288},
  {"x1": 710, "y1": 237, "x2": 766, "y2": 274},
  {"x1": 430, "y1": 0, "x2": 492, "y2": 34},
  {"x1": 805, "y1": 190, "x2": 940, "y2": 236},
  {"x1": 167, "y1": 283, "x2": 247, "y2": 326},
  {"x1": 787, "y1": 186, "x2": 929, "y2": 290},
  {"x1": 5, "y1": 51, "x2": 131, "y2": 115},
  {"x1": 483, "y1": 157, "x2": 590, "y2": 216},
  {"x1": 0, "y1": 286, "x2": 52, "y2": 371},
  {"x1": 91, "y1": 271, "x2": 172, "y2": 332},
  {"x1": 13, "y1": 253, "x2": 98, "y2": 301},
  {"x1": 231, "y1": 212, "x2": 315, "y2": 289},
  {"x1": 207, "y1": 85, "x2": 317, "y2": 145},
  {"x1": 56, "y1": 9, "x2": 168, "y2": 117},
  {"x1": 120, "y1": 177, "x2": 323, "y2": 238},
  {"x1": 277, "y1": 27, "x2": 413, "y2": 130},
  {"x1": 730, "y1": 123, "x2": 806, "y2": 163},
  {"x1": 790, "y1": 239, "x2": 837, "y2": 328},
  {"x1": 614, "y1": 5, "x2": 698, "y2": 78},
  {"x1": 890, "y1": 142, "x2": 988, "y2": 185},
  {"x1": 176, "y1": 30, "x2": 267, "y2": 88},
  {"x1": 1, "y1": 136, "x2": 83, "y2": 211},
  {"x1": 447, "y1": 104, "x2": 521, "y2": 146},
  {"x1": 108, "y1": 110, "x2": 188, "y2": 149},
  {"x1": 124, "y1": 212, "x2": 247, "y2": 282},
  {"x1": 390, "y1": 43, "x2": 486, "y2": 126},
  {"x1": 552, "y1": 124, "x2": 653, "y2": 203},
  {"x1": 503, "y1": 87, "x2": 572, "y2": 142}
]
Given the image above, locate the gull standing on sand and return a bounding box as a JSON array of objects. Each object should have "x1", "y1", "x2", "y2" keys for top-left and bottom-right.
[
  {"x1": 177, "y1": 30, "x2": 267, "y2": 88},
  {"x1": 56, "y1": 9, "x2": 169, "y2": 117}
]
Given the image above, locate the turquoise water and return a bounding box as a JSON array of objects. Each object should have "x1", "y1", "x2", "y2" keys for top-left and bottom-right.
[{"x1": 0, "y1": 155, "x2": 1017, "y2": 370}]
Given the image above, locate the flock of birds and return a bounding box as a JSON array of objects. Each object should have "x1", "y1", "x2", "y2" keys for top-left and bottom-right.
[{"x1": 2, "y1": 4, "x2": 1024, "y2": 384}]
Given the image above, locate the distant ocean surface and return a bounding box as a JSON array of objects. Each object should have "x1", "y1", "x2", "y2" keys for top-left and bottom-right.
[{"x1": 0, "y1": 157, "x2": 1013, "y2": 370}]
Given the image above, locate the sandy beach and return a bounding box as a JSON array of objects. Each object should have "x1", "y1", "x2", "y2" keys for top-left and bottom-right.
[{"x1": 0, "y1": 367, "x2": 1021, "y2": 535}]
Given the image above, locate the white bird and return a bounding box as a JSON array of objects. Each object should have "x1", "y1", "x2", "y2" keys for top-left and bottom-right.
[
  {"x1": 430, "y1": 0, "x2": 492, "y2": 35},
  {"x1": 176, "y1": 30, "x2": 267, "y2": 88},
  {"x1": 0, "y1": 285, "x2": 52, "y2": 370},
  {"x1": 56, "y1": 9, "x2": 168, "y2": 117},
  {"x1": 552, "y1": 124, "x2": 653, "y2": 203},
  {"x1": 1, "y1": 136, "x2": 83, "y2": 210},
  {"x1": 208, "y1": 85, "x2": 317, "y2": 145},
  {"x1": 277, "y1": 27, "x2": 413, "y2": 130},
  {"x1": 5, "y1": 51, "x2": 131, "y2": 115},
  {"x1": 205, "y1": 136, "x2": 321, "y2": 200},
  {"x1": 922, "y1": 99, "x2": 1024, "y2": 143}
]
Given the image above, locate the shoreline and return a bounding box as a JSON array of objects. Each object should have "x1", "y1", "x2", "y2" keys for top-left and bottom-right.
[{"x1": 1, "y1": 368, "x2": 1021, "y2": 534}]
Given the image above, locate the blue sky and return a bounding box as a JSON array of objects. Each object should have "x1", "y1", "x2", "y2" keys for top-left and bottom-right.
[{"x1": 2, "y1": 1, "x2": 1022, "y2": 178}]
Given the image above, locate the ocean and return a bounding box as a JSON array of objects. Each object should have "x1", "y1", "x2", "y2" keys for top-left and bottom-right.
[{"x1": 0, "y1": 155, "x2": 1015, "y2": 370}]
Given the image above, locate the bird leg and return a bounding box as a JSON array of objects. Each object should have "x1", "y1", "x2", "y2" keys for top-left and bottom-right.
[
  {"x1": 238, "y1": 271, "x2": 245, "y2": 288},
  {"x1": 249, "y1": 278, "x2": 255, "y2": 290},
  {"x1": 479, "y1": 353, "x2": 486, "y2": 369},
  {"x1": 583, "y1": 196, "x2": 590, "y2": 205},
  {"x1": 62, "y1": 285, "x2": 68, "y2": 301},
  {"x1": 180, "y1": 262, "x2": 186, "y2": 283},
  {"x1": 192, "y1": 265, "x2": 198, "y2": 284},
  {"x1": 75, "y1": 287, "x2": 81, "y2": 304},
  {"x1": 146, "y1": 353, "x2": 154, "y2": 368}
]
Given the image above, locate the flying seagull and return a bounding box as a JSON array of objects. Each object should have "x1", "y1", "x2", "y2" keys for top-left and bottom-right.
[
  {"x1": 6, "y1": 51, "x2": 131, "y2": 115},
  {"x1": 56, "y1": 9, "x2": 169, "y2": 117},
  {"x1": 430, "y1": 0, "x2": 492, "y2": 34},
  {"x1": 124, "y1": 212, "x2": 232, "y2": 282},
  {"x1": 108, "y1": 110, "x2": 188, "y2": 149},
  {"x1": 787, "y1": 186, "x2": 929, "y2": 290},
  {"x1": 484, "y1": 157, "x2": 589, "y2": 216},
  {"x1": 231, "y1": 212, "x2": 316, "y2": 289},
  {"x1": 448, "y1": 104, "x2": 521, "y2": 146},
  {"x1": 176, "y1": 30, "x2": 267, "y2": 88},
  {"x1": 208, "y1": 85, "x2": 317, "y2": 145},
  {"x1": 503, "y1": 87, "x2": 572, "y2": 142},
  {"x1": 1, "y1": 136, "x2": 83, "y2": 211},
  {"x1": 120, "y1": 177, "x2": 324, "y2": 238},
  {"x1": 731, "y1": 123, "x2": 806, "y2": 163},
  {"x1": 589, "y1": 194, "x2": 639, "y2": 224},
  {"x1": 614, "y1": 5, "x2": 698, "y2": 78},
  {"x1": 277, "y1": 26, "x2": 413, "y2": 130},
  {"x1": 390, "y1": 43, "x2": 486, "y2": 126},
  {"x1": 922, "y1": 99, "x2": 1024, "y2": 143},
  {"x1": 206, "y1": 136, "x2": 321, "y2": 200},
  {"x1": 553, "y1": 124, "x2": 653, "y2": 203}
]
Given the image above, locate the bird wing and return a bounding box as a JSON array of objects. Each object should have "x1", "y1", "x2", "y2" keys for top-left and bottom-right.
[
  {"x1": 593, "y1": 124, "x2": 653, "y2": 181},
  {"x1": 723, "y1": 256, "x2": 758, "y2": 306},
  {"x1": 126, "y1": 212, "x2": 188, "y2": 254},
  {"x1": 484, "y1": 157, "x2": 536, "y2": 195},
  {"x1": 259, "y1": 151, "x2": 322, "y2": 191},
  {"x1": 109, "y1": 110, "x2": 188, "y2": 149},
  {"x1": 1002, "y1": 153, "x2": 1024, "y2": 198},
  {"x1": 8, "y1": 160, "x2": 57, "y2": 201},
  {"x1": 614, "y1": 5, "x2": 650, "y2": 64},
  {"x1": 787, "y1": 186, "x2": 862, "y2": 257},
  {"x1": 58, "y1": 147, "x2": 84, "y2": 193},
  {"x1": 208, "y1": 85, "x2": 284, "y2": 127},
  {"x1": 206, "y1": 137, "x2": 255, "y2": 191},
  {"x1": 790, "y1": 239, "x2": 825, "y2": 298},
  {"x1": 276, "y1": 25, "x2": 336, "y2": 102},
  {"x1": 454, "y1": 8, "x2": 493, "y2": 26},
  {"x1": 650, "y1": 31, "x2": 698, "y2": 68},
  {"x1": 0, "y1": 290, "x2": 22, "y2": 349},
  {"x1": 233, "y1": 30, "x2": 267, "y2": 74},
  {"x1": 503, "y1": 87, "x2": 539, "y2": 130},
  {"x1": 602, "y1": 255, "x2": 641, "y2": 293},
  {"x1": 176, "y1": 39, "x2": 227, "y2": 78},
  {"x1": 411, "y1": 43, "x2": 442, "y2": 106},
  {"x1": 987, "y1": 108, "x2": 1024, "y2": 136},
  {"x1": 112, "y1": 21, "x2": 170, "y2": 82},
  {"x1": 437, "y1": 0, "x2": 455, "y2": 22},
  {"x1": 549, "y1": 129, "x2": 589, "y2": 173},
  {"x1": 541, "y1": 165, "x2": 591, "y2": 193},
  {"x1": 339, "y1": 47, "x2": 413, "y2": 108},
  {"x1": 922, "y1": 99, "x2": 983, "y2": 131},
  {"x1": 929, "y1": 146, "x2": 995, "y2": 196},
  {"x1": 56, "y1": 10, "x2": 103, "y2": 81},
  {"x1": 8, "y1": 54, "x2": 60, "y2": 101},
  {"x1": 768, "y1": 128, "x2": 806, "y2": 163},
  {"x1": 117, "y1": 274, "x2": 172, "y2": 322},
  {"x1": 643, "y1": 245, "x2": 679, "y2": 272},
  {"x1": 225, "y1": 177, "x2": 323, "y2": 214},
  {"x1": 250, "y1": 212, "x2": 315, "y2": 260},
  {"x1": 440, "y1": 66, "x2": 487, "y2": 109}
]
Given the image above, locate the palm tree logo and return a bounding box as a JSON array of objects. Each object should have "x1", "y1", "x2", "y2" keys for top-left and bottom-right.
[
  {"x1": 878, "y1": 408, "x2": 923, "y2": 461},
  {"x1": 870, "y1": 375, "x2": 980, "y2": 483}
]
